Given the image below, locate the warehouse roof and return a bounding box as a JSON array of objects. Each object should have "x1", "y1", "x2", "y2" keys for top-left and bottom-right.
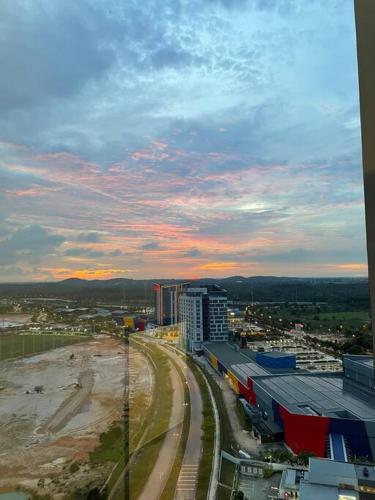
[
  {"x1": 230, "y1": 362, "x2": 269, "y2": 384},
  {"x1": 254, "y1": 373, "x2": 375, "y2": 420},
  {"x1": 257, "y1": 351, "x2": 294, "y2": 358},
  {"x1": 203, "y1": 342, "x2": 296, "y2": 376}
]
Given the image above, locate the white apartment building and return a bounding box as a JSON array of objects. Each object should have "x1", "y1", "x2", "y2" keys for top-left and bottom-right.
[{"x1": 179, "y1": 285, "x2": 228, "y2": 352}]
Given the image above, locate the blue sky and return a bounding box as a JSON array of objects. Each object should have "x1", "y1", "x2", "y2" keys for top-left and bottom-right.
[{"x1": 0, "y1": 0, "x2": 368, "y2": 281}]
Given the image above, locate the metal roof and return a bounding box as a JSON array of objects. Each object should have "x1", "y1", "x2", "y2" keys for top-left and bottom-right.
[
  {"x1": 299, "y1": 482, "x2": 358, "y2": 500},
  {"x1": 255, "y1": 374, "x2": 375, "y2": 420},
  {"x1": 230, "y1": 362, "x2": 269, "y2": 384},
  {"x1": 203, "y1": 342, "x2": 296, "y2": 375},
  {"x1": 258, "y1": 351, "x2": 294, "y2": 358}
]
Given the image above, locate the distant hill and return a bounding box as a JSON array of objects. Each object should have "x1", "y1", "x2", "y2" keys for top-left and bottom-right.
[{"x1": 0, "y1": 276, "x2": 370, "y2": 308}]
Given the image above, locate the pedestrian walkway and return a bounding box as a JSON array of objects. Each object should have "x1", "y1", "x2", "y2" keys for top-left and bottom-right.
[{"x1": 175, "y1": 464, "x2": 199, "y2": 499}]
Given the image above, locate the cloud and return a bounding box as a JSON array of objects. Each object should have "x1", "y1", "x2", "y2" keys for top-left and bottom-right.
[
  {"x1": 0, "y1": 225, "x2": 64, "y2": 265},
  {"x1": 141, "y1": 242, "x2": 162, "y2": 250},
  {"x1": 0, "y1": 1, "x2": 121, "y2": 113},
  {"x1": 63, "y1": 247, "x2": 105, "y2": 258},
  {"x1": 0, "y1": 0, "x2": 367, "y2": 280},
  {"x1": 109, "y1": 249, "x2": 123, "y2": 257},
  {"x1": 75, "y1": 232, "x2": 103, "y2": 243},
  {"x1": 184, "y1": 248, "x2": 203, "y2": 258},
  {"x1": 253, "y1": 248, "x2": 315, "y2": 263}
]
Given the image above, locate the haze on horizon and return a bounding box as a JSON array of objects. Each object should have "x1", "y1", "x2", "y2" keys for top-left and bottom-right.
[{"x1": 0, "y1": 0, "x2": 368, "y2": 283}]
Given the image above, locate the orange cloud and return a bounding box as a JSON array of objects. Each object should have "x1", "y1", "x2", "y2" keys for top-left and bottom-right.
[
  {"x1": 334, "y1": 263, "x2": 368, "y2": 272},
  {"x1": 195, "y1": 261, "x2": 240, "y2": 271},
  {"x1": 4, "y1": 186, "x2": 61, "y2": 197},
  {"x1": 43, "y1": 267, "x2": 132, "y2": 280}
]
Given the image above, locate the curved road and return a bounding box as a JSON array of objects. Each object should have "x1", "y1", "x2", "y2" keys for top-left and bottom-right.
[
  {"x1": 138, "y1": 352, "x2": 184, "y2": 500},
  {"x1": 166, "y1": 347, "x2": 203, "y2": 500},
  {"x1": 138, "y1": 340, "x2": 203, "y2": 500}
]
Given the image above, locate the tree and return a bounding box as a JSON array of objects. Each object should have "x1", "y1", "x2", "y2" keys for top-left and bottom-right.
[
  {"x1": 234, "y1": 492, "x2": 245, "y2": 500},
  {"x1": 297, "y1": 450, "x2": 315, "y2": 466}
]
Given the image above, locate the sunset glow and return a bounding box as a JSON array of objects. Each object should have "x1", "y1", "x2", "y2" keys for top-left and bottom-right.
[{"x1": 0, "y1": 0, "x2": 368, "y2": 282}]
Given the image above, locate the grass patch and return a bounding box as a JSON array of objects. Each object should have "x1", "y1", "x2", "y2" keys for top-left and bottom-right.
[
  {"x1": 199, "y1": 363, "x2": 236, "y2": 453},
  {"x1": 90, "y1": 423, "x2": 125, "y2": 464},
  {"x1": 0, "y1": 333, "x2": 90, "y2": 361},
  {"x1": 186, "y1": 360, "x2": 215, "y2": 500}
]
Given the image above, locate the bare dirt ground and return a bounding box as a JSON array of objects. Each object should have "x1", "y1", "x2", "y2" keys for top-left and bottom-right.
[
  {"x1": 0, "y1": 313, "x2": 32, "y2": 328},
  {"x1": 0, "y1": 336, "x2": 128, "y2": 497}
]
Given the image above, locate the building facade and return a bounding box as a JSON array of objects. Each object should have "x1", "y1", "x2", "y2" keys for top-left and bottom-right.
[
  {"x1": 179, "y1": 285, "x2": 228, "y2": 351},
  {"x1": 153, "y1": 282, "x2": 189, "y2": 326}
]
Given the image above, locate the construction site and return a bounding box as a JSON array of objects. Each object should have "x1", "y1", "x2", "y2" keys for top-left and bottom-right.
[{"x1": 0, "y1": 335, "x2": 130, "y2": 498}]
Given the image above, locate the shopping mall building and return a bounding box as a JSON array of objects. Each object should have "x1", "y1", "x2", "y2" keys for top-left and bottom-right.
[{"x1": 203, "y1": 342, "x2": 375, "y2": 461}]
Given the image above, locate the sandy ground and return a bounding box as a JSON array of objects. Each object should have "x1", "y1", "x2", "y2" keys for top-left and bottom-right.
[
  {"x1": 0, "y1": 314, "x2": 32, "y2": 328},
  {"x1": 0, "y1": 336, "x2": 128, "y2": 496}
]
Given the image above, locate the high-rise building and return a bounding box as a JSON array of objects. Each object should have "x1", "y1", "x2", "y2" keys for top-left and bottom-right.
[
  {"x1": 179, "y1": 284, "x2": 228, "y2": 352},
  {"x1": 153, "y1": 283, "x2": 189, "y2": 326}
]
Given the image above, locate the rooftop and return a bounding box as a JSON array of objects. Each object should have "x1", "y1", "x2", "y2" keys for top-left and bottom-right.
[
  {"x1": 255, "y1": 373, "x2": 375, "y2": 420},
  {"x1": 299, "y1": 482, "x2": 359, "y2": 500},
  {"x1": 203, "y1": 343, "x2": 375, "y2": 421},
  {"x1": 257, "y1": 350, "x2": 294, "y2": 358},
  {"x1": 203, "y1": 342, "x2": 296, "y2": 378}
]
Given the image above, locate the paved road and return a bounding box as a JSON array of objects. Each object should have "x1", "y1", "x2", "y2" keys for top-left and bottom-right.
[
  {"x1": 161, "y1": 347, "x2": 203, "y2": 500},
  {"x1": 138, "y1": 354, "x2": 184, "y2": 500},
  {"x1": 131, "y1": 339, "x2": 204, "y2": 500}
]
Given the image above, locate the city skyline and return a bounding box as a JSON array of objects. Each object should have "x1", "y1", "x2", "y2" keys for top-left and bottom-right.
[{"x1": 0, "y1": 0, "x2": 368, "y2": 282}]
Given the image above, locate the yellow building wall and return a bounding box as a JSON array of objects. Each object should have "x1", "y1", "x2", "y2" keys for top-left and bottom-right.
[
  {"x1": 209, "y1": 353, "x2": 218, "y2": 371},
  {"x1": 124, "y1": 317, "x2": 135, "y2": 329},
  {"x1": 228, "y1": 371, "x2": 239, "y2": 393}
]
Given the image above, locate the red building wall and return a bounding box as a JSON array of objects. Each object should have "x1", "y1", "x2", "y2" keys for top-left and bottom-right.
[
  {"x1": 279, "y1": 405, "x2": 329, "y2": 457},
  {"x1": 247, "y1": 377, "x2": 257, "y2": 405}
]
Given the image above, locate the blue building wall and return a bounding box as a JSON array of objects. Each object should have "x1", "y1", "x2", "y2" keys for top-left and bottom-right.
[{"x1": 256, "y1": 351, "x2": 296, "y2": 370}]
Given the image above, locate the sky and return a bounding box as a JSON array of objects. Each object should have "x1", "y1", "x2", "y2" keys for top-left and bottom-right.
[{"x1": 0, "y1": 0, "x2": 368, "y2": 282}]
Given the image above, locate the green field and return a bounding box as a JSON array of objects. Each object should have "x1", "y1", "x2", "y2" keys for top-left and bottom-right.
[
  {"x1": 0, "y1": 333, "x2": 90, "y2": 361},
  {"x1": 259, "y1": 304, "x2": 370, "y2": 333}
]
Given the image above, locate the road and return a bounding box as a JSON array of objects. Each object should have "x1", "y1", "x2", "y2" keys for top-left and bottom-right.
[
  {"x1": 138, "y1": 353, "x2": 184, "y2": 500},
  {"x1": 164, "y1": 347, "x2": 203, "y2": 500},
  {"x1": 109, "y1": 338, "x2": 205, "y2": 500},
  {"x1": 138, "y1": 340, "x2": 204, "y2": 500}
]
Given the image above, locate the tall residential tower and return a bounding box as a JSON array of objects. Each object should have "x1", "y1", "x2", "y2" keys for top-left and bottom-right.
[
  {"x1": 179, "y1": 284, "x2": 228, "y2": 352},
  {"x1": 153, "y1": 282, "x2": 189, "y2": 326}
]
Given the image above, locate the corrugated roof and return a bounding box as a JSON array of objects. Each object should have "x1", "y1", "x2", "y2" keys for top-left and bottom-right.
[{"x1": 256, "y1": 374, "x2": 375, "y2": 419}]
